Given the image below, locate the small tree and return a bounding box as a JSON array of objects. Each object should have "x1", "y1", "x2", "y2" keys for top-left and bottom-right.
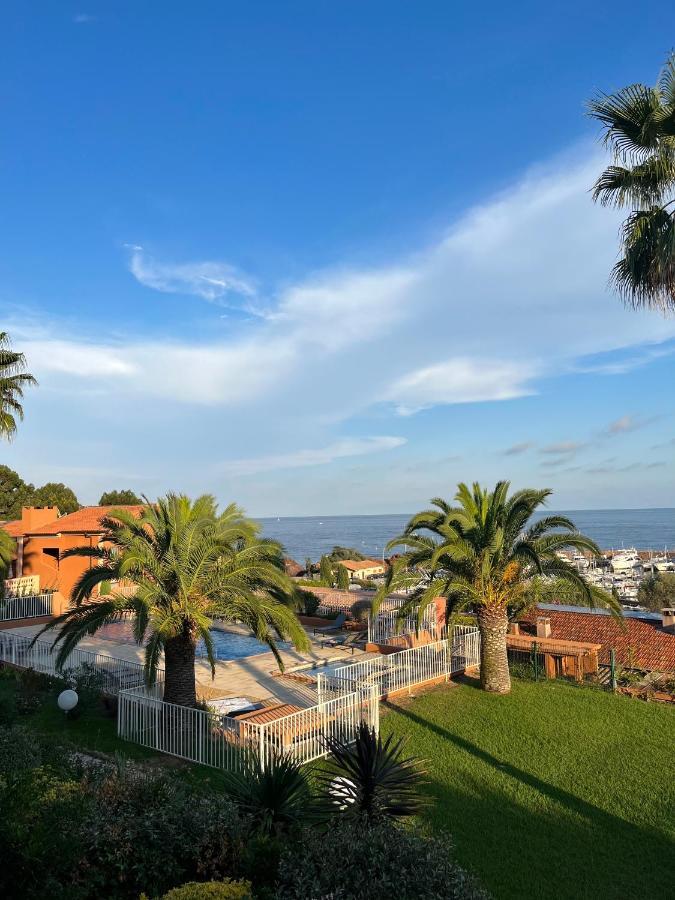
[
  {"x1": 32, "y1": 482, "x2": 80, "y2": 514},
  {"x1": 0, "y1": 465, "x2": 35, "y2": 520},
  {"x1": 329, "y1": 546, "x2": 366, "y2": 562},
  {"x1": 336, "y1": 564, "x2": 350, "y2": 591},
  {"x1": 638, "y1": 572, "x2": 675, "y2": 612},
  {"x1": 99, "y1": 489, "x2": 142, "y2": 505},
  {"x1": 319, "y1": 555, "x2": 334, "y2": 586}
]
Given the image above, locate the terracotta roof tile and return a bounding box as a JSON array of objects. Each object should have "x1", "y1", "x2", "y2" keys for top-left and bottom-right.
[
  {"x1": 27, "y1": 505, "x2": 145, "y2": 535},
  {"x1": 0, "y1": 519, "x2": 24, "y2": 537},
  {"x1": 339, "y1": 559, "x2": 384, "y2": 571},
  {"x1": 520, "y1": 608, "x2": 675, "y2": 672}
]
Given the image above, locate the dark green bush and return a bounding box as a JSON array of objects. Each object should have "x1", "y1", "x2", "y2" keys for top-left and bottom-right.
[
  {"x1": 161, "y1": 879, "x2": 252, "y2": 899},
  {"x1": 275, "y1": 818, "x2": 488, "y2": 900},
  {"x1": 0, "y1": 725, "x2": 249, "y2": 900},
  {"x1": 59, "y1": 662, "x2": 105, "y2": 714},
  {"x1": 0, "y1": 684, "x2": 17, "y2": 724}
]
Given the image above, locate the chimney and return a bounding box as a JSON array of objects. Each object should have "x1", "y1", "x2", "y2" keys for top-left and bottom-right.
[
  {"x1": 536, "y1": 616, "x2": 551, "y2": 639},
  {"x1": 662, "y1": 609, "x2": 675, "y2": 634},
  {"x1": 21, "y1": 506, "x2": 60, "y2": 531}
]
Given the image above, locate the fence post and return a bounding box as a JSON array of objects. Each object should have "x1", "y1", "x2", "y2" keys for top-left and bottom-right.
[
  {"x1": 532, "y1": 641, "x2": 539, "y2": 681},
  {"x1": 609, "y1": 648, "x2": 617, "y2": 692},
  {"x1": 258, "y1": 724, "x2": 266, "y2": 773},
  {"x1": 371, "y1": 683, "x2": 379, "y2": 735}
]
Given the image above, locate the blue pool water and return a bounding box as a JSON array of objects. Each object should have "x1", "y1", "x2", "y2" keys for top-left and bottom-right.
[{"x1": 196, "y1": 629, "x2": 291, "y2": 661}]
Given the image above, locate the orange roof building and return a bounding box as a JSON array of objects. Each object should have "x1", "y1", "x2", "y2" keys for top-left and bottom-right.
[
  {"x1": 1, "y1": 505, "x2": 144, "y2": 599},
  {"x1": 519, "y1": 606, "x2": 675, "y2": 673}
]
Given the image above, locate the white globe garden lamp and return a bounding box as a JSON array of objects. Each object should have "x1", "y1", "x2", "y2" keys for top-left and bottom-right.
[{"x1": 57, "y1": 689, "x2": 79, "y2": 715}]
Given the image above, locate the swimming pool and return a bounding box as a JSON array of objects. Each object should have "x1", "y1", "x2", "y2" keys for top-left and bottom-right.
[{"x1": 196, "y1": 628, "x2": 291, "y2": 661}]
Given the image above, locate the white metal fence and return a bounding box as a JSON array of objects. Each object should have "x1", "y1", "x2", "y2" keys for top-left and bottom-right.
[
  {"x1": 117, "y1": 682, "x2": 379, "y2": 772},
  {"x1": 0, "y1": 630, "x2": 159, "y2": 695},
  {"x1": 318, "y1": 626, "x2": 480, "y2": 701},
  {"x1": 118, "y1": 685, "x2": 253, "y2": 771},
  {"x1": 0, "y1": 593, "x2": 54, "y2": 622},
  {"x1": 368, "y1": 596, "x2": 441, "y2": 644}
]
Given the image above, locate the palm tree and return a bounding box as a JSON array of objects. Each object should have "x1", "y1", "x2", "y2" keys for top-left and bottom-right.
[
  {"x1": 0, "y1": 332, "x2": 37, "y2": 440},
  {"x1": 40, "y1": 494, "x2": 309, "y2": 706},
  {"x1": 589, "y1": 53, "x2": 675, "y2": 311},
  {"x1": 0, "y1": 530, "x2": 14, "y2": 598},
  {"x1": 378, "y1": 482, "x2": 615, "y2": 694}
]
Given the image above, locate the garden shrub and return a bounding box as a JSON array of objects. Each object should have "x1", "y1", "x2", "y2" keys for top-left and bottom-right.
[
  {"x1": 59, "y1": 662, "x2": 106, "y2": 714},
  {"x1": 275, "y1": 818, "x2": 488, "y2": 900},
  {"x1": 0, "y1": 684, "x2": 17, "y2": 724},
  {"x1": 161, "y1": 879, "x2": 252, "y2": 899},
  {"x1": 74, "y1": 768, "x2": 247, "y2": 898},
  {"x1": 0, "y1": 729, "x2": 250, "y2": 900}
]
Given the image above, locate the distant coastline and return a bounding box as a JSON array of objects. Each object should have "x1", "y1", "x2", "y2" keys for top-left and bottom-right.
[{"x1": 258, "y1": 508, "x2": 675, "y2": 561}]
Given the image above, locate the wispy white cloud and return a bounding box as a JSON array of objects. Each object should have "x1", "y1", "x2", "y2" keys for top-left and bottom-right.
[
  {"x1": 127, "y1": 246, "x2": 257, "y2": 307},
  {"x1": 384, "y1": 358, "x2": 538, "y2": 415},
  {"x1": 604, "y1": 414, "x2": 657, "y2": 436},
  {"x1": 73, "y1": 13, "x2": 96, "y2": 24},
  {"x1": 540, "y1": 441, "x2": 586, "y2": 456},
  {"x1": 9, "y1": 142, "x2": 675, "y2": 511},
  {"x1": 219, "y1": 436, "x2": 406, "y2": 476},
  {"x1": 502, "y1": 441, "x2": 535, "y2": 456}
]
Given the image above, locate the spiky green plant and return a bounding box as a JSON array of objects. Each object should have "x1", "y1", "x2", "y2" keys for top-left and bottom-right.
[
  {"x1": 38, "y1": 494, "x2": 309, "y2": 706},
  {"x1": 0, "y1": 332, "x2": 37, "y2": 440},
  {"x1": 589, "y1": 54, "x2": 675, "y2": 310},
  {"x1": 320, "y1": 722, "x2": 426, "y2": 823},
  {"x1": 376, "y1": 482, "x2": 617, "y2": 694},
  {"x1": 221, "y1": 752, "x2": 316, "y2": 835}
]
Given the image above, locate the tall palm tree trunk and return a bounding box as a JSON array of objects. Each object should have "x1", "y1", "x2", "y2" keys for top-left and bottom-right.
[
  {"x1": 477, "y1": 607, "x2": 511, "y2": 694},
  {"x1": 163, "y1": 627, "x2": 198, "y2": 707}
]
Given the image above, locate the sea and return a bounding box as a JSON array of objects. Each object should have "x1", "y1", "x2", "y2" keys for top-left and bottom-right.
[{"x1": 257, "y1": 509, "x2": 675, "y2": 562}]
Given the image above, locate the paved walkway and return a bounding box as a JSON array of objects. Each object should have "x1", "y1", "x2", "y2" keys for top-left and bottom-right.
[{"x1": 6, "y1": 622, "x2": 367, "y2": 707}]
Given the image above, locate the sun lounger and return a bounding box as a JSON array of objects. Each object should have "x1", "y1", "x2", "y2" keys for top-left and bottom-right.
[
  {"x1": 319, "y1": 631, "x2": 361, "y2": 653},
  {"x1": 313, "y1": 612, "x2": 347, "y2": 635}
]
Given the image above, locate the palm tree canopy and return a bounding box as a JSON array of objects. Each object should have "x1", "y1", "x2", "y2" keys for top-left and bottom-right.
[
  {"x1": 40, "y1": 493, "x2": 309, "y2": 683},
  {"x1": 0, "y1": 332, "x2": 37, "y2": 440},
  {"x1": 0, "y1": 530, "x2": 15, "y2": 598},
  {"x1": 376, "y1": 481, "x2": 618, "y2": 629},
  {"x1": 589, "y1": 54, "x2": 675, "y2": 311}
]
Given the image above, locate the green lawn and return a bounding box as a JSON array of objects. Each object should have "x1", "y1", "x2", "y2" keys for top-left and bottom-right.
[
  {"x1": 0, "y1": 669, "x2": 226, "y2": 789},
  {"x1": 380, "y1": 678, "x2": 675, "y2": 900}
]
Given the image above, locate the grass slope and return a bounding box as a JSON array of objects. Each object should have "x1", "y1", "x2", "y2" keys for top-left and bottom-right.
[{"x1": 380, "y1": 679, "x2": 674, "y2": 900}]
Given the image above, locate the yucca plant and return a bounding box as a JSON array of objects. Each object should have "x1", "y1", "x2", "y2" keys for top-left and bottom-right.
[
  {"x1": 221, "y1": 752, "x2": 316, "y2": 835},
  {"x1": 38, "y1": 494, "x2": 309, "y2": 706},
  {"x1": 320, "y1": 722, "x2": 426, "y2": 823},
  {"x1": 377, "y1": 482, "x2": 616, "y2": 694},
  {"x1": 589, "y1": 53, "x2": 675, "y2": 311},
  {"x1": 0, "y1": 332, "x2": 37, "y2": 440}
]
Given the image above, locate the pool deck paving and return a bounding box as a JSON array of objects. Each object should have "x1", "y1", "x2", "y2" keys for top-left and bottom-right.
[{"x1": 6, "y1": 622, "x2": 368, "y2": 708}]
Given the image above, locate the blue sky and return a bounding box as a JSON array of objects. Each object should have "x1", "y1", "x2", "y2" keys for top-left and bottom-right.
[{"x1": 2, "y1": 2, "x2": 675, "y2": 514}]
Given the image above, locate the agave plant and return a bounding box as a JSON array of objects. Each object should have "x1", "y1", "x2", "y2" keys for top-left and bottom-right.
[
  {"x1": 320, "y1": 722, "x2": 426, "y2": 823},
  {"x1": 221, "y1": 752, "x2": 316, "y2": 835}
]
